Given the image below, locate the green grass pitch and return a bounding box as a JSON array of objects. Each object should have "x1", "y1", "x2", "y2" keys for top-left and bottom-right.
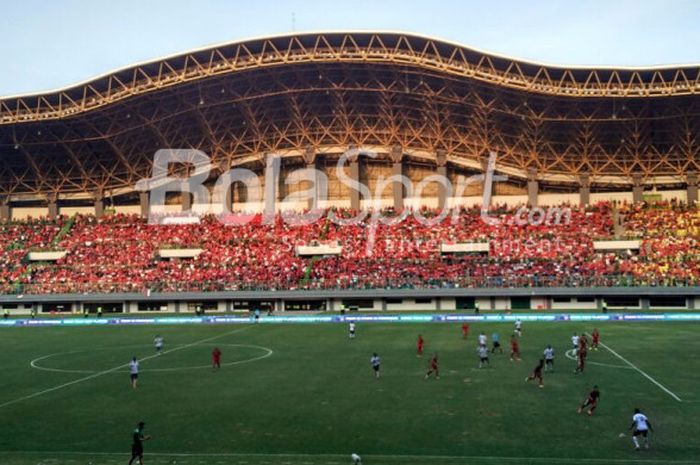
[{"x1": 1, "y1": 321, "x2": 699, "y2": 465}]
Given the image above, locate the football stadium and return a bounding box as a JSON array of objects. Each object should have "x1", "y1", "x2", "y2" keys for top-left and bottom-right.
[{"x1": 2, "y1": 8, "x2": 700, "y2": 465}]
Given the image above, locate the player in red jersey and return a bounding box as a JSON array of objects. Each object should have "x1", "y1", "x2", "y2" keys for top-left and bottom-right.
[
  {"x1": 591, "y1": 329, "x2": 600, "y2": 351},
  {"x1": 525, "y1": 359, "x2": 544, "y2": 387},
  {"x1": 577, "y1": 385, "x2": 601, "y2": 416},
  {"x1": 424, "y1": 353, "x2": 440, "y2": 380},
  {"x1": 416, "y1": 335, "x2": 424, "y2": 357},
  {"x1": 462, "y1": 323, "x2": 470, "y2": 339},
  {"x1": 510, "y1": 334, "x2": 521, "y2": 361},
  {"x1": 575, "y1": 336, "x2": 588, "y2": 373},
  {"x1": 574, "y1": 335, "x2": 588, "y2": 373},
  {"x1": 212, "y1": 347, "x2": 222, "y2": 370}
]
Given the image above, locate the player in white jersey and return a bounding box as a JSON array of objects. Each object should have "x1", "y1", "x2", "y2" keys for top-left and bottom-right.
[
  {"x1": 351, "y1": 453, "x2": 362, "y2": 464},
  {"x1": 370, "y1": 353, "x2": 380, "y2": 378},
  {"x1": 477, "y1": 345, "x2": 490, "y2": 368},
  {"x1": 153, "y1": 335, "x2": 164, "y2": 355},
  {"x1": 349, "y1": 322, "x2": 356, "y2": 339},
  {"x1": 629, "y1": 408, "x2": 653, "y2": 450},
  {"x1": 478, "y1": 332, "x2": 487, "y2": 347},
  {"x1": 543, "y1": 345, "x2": 555, "y2": 372},
  {"x1": 129, "y1": 357, "x2": 140, "y2": 389},
  {"x1": 571, "y1": 333, "x2": 580, "y2": 355},
  {"x1": 514, "y1": 319, "x2": 522, "y2": 336}
]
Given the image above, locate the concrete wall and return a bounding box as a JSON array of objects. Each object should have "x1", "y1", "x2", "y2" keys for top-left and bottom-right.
[{"x1": 550, "y1": 298, "x2": 598, "y2": 310}]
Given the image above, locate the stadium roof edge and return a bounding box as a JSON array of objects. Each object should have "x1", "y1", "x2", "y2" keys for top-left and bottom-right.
[{"x1": 2, "y1": 29, "x2": 700, "y2": 100}]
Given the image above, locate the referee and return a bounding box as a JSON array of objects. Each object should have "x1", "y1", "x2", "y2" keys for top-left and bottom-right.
[{"x1": 128, "y1": 421, "x2": 151, "y2": 465}]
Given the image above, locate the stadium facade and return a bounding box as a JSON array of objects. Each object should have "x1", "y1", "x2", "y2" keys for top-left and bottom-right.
[{"x1": 1, "y1": 32, "x2": 700, "y2": 315}]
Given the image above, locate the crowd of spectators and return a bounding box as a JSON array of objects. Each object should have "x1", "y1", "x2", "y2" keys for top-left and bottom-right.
[{"x1": 1, "y1": 201, "x2": 697, "y2": 295}]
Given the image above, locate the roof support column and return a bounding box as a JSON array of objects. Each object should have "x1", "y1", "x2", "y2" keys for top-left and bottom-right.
[
  {"x1": 436, "y1": 149, "x2": 448, "y2": 210},
  {"x1": 348, "y1": 148, "x2": 361, "y2": 211},
  {"x1": 687, "y1": 172, "x2": 698, "y2": 205},
  {"x1": 47, "y1": 194, "x2": 58, "y2": 220},
  {"x1": 139, "y1": 191, "x2": 150, "y2": 219},
  {"x1": 181, "y1": 191, "x2": 192, "y2": 212},
  {"x1": 579, "y1": 173, "x2": 591, "y2": 207},
  {"x1": 0, "y1": 196, "x2": 10, "y2": 221},
  {"x1": 303, "y1": 146, "x2": 318, "y2": 210},
  {"x1": 632, "y1": 173, "x2": 644, "y2": 203},
  {"x1": 93, "y1": 190, "x2": 104, "y2": 218},
  {"x1": 527, "y1": 168, "x2": 538, "y2": 207},
  {"x1": 390, "y1": 145, "x2": 404, "y2": 211},
  {"x1": 264, "y1": 154, "x2": 281, "y2": 218}
]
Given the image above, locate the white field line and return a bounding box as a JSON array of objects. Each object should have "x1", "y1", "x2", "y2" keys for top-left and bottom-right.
[
  {"x1": 563, "y1": 349, "x2": 632, "y2": 369},
  {"x1": 29, "y1": 343, "x2": 273, "y2": 374},
  {"x1": 588, "y1": 334, "x2": 683, "y2": 403},
  {"x1": 2, "y1": 450, "x2": 698, "y2": 464},
  {"x1": 0, "y1": 325, "x2": 252, "y2": 409}
]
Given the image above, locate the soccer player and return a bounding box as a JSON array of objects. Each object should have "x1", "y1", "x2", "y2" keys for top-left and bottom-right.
[
  {"x1": 462, "y1": 322, "x2": 470, "y2": 339},
  {"x1": 425, "y1": 353, "x2": 440, "y2": 380},
  {"x1": 491, "y1": 332, "x2": 503, "y2": 354},
  {"x1": 477, "y1": 344, "x2": 490, "y2": 368},
  {"x1": 514, "y1": 318, "x2": 522, "y2": 337},
  {"x1": 478, "y1": 332, "x2": 487, "y2": 347},
  {"x1": 129, "y1": 357, "x2": 139, "y2": 389},
  {"x1": 153, "y1": 335, "x2": 164, "y2": 355},
  {"x1": 543, "y1": 345, "x2": 555, "y2": 372},
  {"x1": 416, "y1": 334, "x2": 424, "y2": 357},
  {"x1": 510, "y1": 334, "x2": 521, "y2": 362},
  {"x1": 370, "y1": 353, "x2": 381, "y2": 379},
  {"x1": 577, "y1": 385, "x2": 600, "y2": 416},
  {"x1": 128, "y1": 421, "x2": 151, "y2": 465},
  {"x1": 571, "y1": 333, "x2": 580, "y2": 356},
  {"x1": 591, "y1": 328, "x2": 600, "y2": 351},
  {"x1": 349, "y1": 322, "x2": 356, "y2": 339},
  {"x1": 525, "y1": 359, "x2": 544, "y2": 387},
  {"x1": 351, "y1": 453, "x2": 362, "y2": 464},
  {"x1": 575, "y1": 335, "x2": 588, "y2": 374},
  {"x1": 629, "y1": 408, "x2": 653, "y2": 450},
  {"x1": 212, "y1": 347, "x2": 222, "y2": 370}
]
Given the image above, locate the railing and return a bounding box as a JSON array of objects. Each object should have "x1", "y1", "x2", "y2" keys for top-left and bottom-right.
[{"x1": 3, "y1": 274, "x2": 698, "y2": 296}]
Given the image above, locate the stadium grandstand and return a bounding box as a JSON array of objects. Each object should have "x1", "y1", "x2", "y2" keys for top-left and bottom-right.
[{"x1": 2, "y1": 31, "x2": 700, "y2": 314}]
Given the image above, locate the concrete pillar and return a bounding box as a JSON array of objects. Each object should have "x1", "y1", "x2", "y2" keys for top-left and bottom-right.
[
  {"x1": 436, "y1": 150, "x2": 448, "y2": 210},
  {"x1": 640, "y1": 296, "x2": 650, "y2": 310},
  {"x1": 139, "y1": 191, "x2": 150, "y2": 219},
  {"x1": 688, "y1": 297, "x2": 695, "y2": 310},
  {"x1": 0, "y1": 196, "x2": 10, "y2": 221},
  {"x1": 687, "y1": 172, "x2": 698, "y2": 205},
  {"x1": 632, "y1": 173, "x2": 644, "y2": 203},
  {"x1": 381, "y1": 299, "x2": 387, "y2": 311},
  {"x1": 303, "y1": 146, "x2": 318, "y2": 210},
  {"x1": 390, "y1": 145, "x2": 404, "y2": 210},
  {"x1": 264, "y1": 154, "x2": 281, "y2": 216},
  {"x1": 47, "y1": 195, "x2": 58, "y2": 220},
  {"x1": 348, "y1": 149, "x2": 361, "y2": 210},
  {"x1": 181, "y1": 192, "x2": 192, "y2": 211},
  {"x1": 527, "y1": 168, "x2": 538, "y2": 207},
  {"x1": 579, "y1": 173, "x2": 591, "y2": 206},
  {"x1": 436, "y1": 298, "x2": 442, "y2": 311},
  {"x1": 93, "y1": 191, "x2": 104, "y2": 218},
  {"x1": 224, "y1": 181, "x2": 233, "y2": 213}
]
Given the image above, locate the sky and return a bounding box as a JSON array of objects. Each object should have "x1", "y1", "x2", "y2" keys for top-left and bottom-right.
[{"x1": 0, "y1": 0, "x2": 698, "y2": 97}]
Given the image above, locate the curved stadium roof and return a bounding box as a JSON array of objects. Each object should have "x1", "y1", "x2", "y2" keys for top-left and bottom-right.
[{"x1": 1, "y1": 31, "x2": 699, "y2": 199}]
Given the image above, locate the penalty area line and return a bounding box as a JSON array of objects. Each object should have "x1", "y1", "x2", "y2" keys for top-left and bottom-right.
[
  {"x1": 589, "y1": 335, "x2": 682, "y2": 403},
  {"x1": 0, "y1": 325, "x2": 253, "y2": 410}
]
